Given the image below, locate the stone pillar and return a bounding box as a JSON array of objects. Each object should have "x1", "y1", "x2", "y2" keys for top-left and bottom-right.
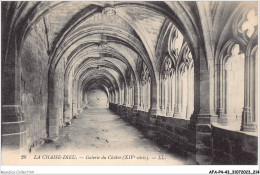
[
  {"x1": 111, "y1": 91, "x2": 114, "y2": 103},
  {"x1": 139, "y1": 84, "x2": 143, "y2": 109},
  {"x1": 186, "y1": 69, "x2": 191, "y2": 119},
  {"x1": 132, "y1": 87, "x2": 135, "y2": 107},
  {"x1": 174, "y1": 72, "x2": 182, "y2": 117},
  {"x1": 144, "y1": 83, "x2": 148, "y2": 111},
  {"x1": 217, "y1": 63, "x2": 226, "y2": 123},
  {"x1": 72, "y1": 81, "x2": 78, "y2": 117},
  {"x1": 149, "y1": 76, "x2": 160, "y2": 116},
  {"x1": 190, "y1": 49, "x2": 217, "y2": 124},
  {"x1": 133, "y1": 83, "x2": 140, "y2": 110},
  {"x1": 161, "y1": 78, "x2": 166, "y2": 115},
  {"x1": 165, "y1": 78, "x2": 168, "y2": 114},
  {"x1": 132, "y1": 84, "x2": 140, "y2": 126},
  {"x1": 166, "y1": 76, "x2": 173, "y2": 117},
  {"x1": 64, "y1": 103, "x2": 71, "y2": 122},
  {"x1": 121, "y1": 88, "x2": 124, "y2": 104},
  {"x1": 241, "y1": 49, "x2": 257, "y2": 131},
  {"x1": 171, "y1": 75, "x2": 175, "y2": 114},
  {"x1": 189, "y1": 48, "x2": 217, "y2": 165},
  {"x1": 147, "y1": 79, "x2": 151, "y2": 110},
  {"x1": 2, "y1": 38, "x2": 27, "y2": 153},
  {"x1": 2, "y1": 105, "x2": 27, "y2": 153},
  {"x1": 180, "y1": 74, "x2": 184, "y2": 115},
  {"x1": 114, "y1": 90, "x2": 118, "y2": 104},
  {"x1": 124, "y1": 85, "x2": 127, "y2": 106}
]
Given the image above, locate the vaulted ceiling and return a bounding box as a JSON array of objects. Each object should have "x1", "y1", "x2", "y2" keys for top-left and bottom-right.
[{"x1": 3, "y1": 1, "x2": 250, "y2": 95}]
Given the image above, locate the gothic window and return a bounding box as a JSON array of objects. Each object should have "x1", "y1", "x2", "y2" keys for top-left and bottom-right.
[
  {"x1": 126, "y1": 68, "x2": 134, "y2": 107},
  {"x1": 140, "y1": 62, "x2": 150, "y2": 112},
  {"x1": 224, "y1": 44, "x2": 245, "y2": 127},
  {"x1": 170, "y1": 46, "x2": 194, "y2": 119},
  {"x1": 160, "y1": 56, "x2": 174, "y2": 116},
  {"x1": 241, "y1": 9, "x2": 257, "y2": 38}
]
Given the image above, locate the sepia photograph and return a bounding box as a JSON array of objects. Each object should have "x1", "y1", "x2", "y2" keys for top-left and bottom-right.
[{"x1": 1, "y1": 0, "x2": 259, "y2": 174}]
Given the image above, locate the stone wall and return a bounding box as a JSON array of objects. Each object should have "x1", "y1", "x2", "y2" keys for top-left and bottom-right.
[
  {"x1": 109, "y1": 103, "x2": 194, "y2": 157},
  {"x1": 212, "y1": 125, "x2": 258, "y2": 165},
  {"x1": 109, "y1": 103, "x2": 258, "y2": 165},
  {"x1": 157, "y1": 116, "x2": 195, "y2": 158},
  {"x1": 53, "y1": 59, "x2": 65, "y2": 130},
  {"x1": 85, "y1": 89, "x2": 108, "y2": 108},
  {"x1": 20, "y1": 19, "x2": 49, "y2": 148},
  {"x1": 19, "y1": 19, "x2": 65, "y2": 148}
]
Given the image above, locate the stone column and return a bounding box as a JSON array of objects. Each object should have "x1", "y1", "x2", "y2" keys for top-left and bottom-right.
[
  {"x1": 189, "y1": 47, "x2": 217, "y2": 165},
  {"x1": 2, "y1": 64, "x2": 27, "y2": 153},
  {"x1": 241, "y1": 49, "x2": 257, "y2": 131},
  {"x1": 124, "y1": 85, "x2": 127, "y2": 106},
  {"x1": 2, "y1": 19, "x2": 27, "y2": 153},
  {"x1": 111, "y1": 91, "x2": 113, "y2": 103},
  {"x1": 149, "y1": 77, "x2": 160, "y2": 116},
  {"x1": 161, "y1": 78, "x2": 166, "y2": 115},
  {"x1": 174, "y1": 72, "x2": 182, "y2": 117},
  {"x1": 171, "y1": 75, "x2": 175, "y2": 114},
  {"x1": 166, "y1": 76, "x2": 173, "y2": 116},
  {"x1": 217, "y1": 63, "x2": 226, "y2": 123},
  {"x1": 225, "y1": 69, "x2": 231, "y2": 119},
  {"x1": 186, "y1": 69, "x2": 191, "y2": 119},
  {"x1": 118, "y1": 89, "x2": 121, "y2": 105},
  {"x1": 121, "y1": 88, "x2": 124, "y2": 104},
  {"x1": 190, "y1": 49, "x2": 217, "y2": 124},
  {"x1": 114, "y1": 90, "x2": 117, "y2": 104},
  {"x1": 165, "y1": 78, "x2": 168, "y2": 115},
  {"x1": 132, "y1": 87, "x2": 135, "y2": 107},
  {"x1": 139, "y1": 84, "x2": 143, "y2": 109},
  {"x1": 72, "y1": 81, "x2": 78, "y2": 117},
  {"x1": 133, "y1": 83, "x2": 140, "y2": 110},
  {"x1": 132, "y1": 83, "x2": 140, "y2": 125},
  {"x1": 180, "y1": 74, "x2": 184, "y2": 115},
  {"x1": 147, "y1": 79, "x2": 151, "y2": 110},
  {"x1": 147, "y1": 77, "x2": 160, "y2": 141}
]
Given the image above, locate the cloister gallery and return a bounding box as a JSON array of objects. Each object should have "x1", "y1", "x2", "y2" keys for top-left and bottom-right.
[{"x1": 1, "y1": 1, "x2": 258, "y2": 165}]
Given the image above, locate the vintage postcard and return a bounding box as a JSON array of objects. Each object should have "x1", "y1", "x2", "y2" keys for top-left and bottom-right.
[{"x1": 1, "y1": 0, "x2": 259, "y2": 174}]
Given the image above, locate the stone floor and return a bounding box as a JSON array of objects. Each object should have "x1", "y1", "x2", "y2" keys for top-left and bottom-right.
[{"x1": 33, "y1": 108, "x2": 189, "y2": 165}]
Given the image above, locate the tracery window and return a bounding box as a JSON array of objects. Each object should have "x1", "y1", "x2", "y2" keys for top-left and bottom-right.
[
  {"x1": 140, "y1": 62, "x2": 151, "y2": 112},
  {"x1": 224, "y1": 44, "x2": 245, "y2": 126}
]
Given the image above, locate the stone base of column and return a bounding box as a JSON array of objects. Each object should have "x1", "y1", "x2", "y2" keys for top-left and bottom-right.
[
  {"x1": 120, "y1": 105, "x2": 127, "y2": 120},
  {"x1": 2, "y1": 121, "x2": 27, "y2": 152},
  {"x1": 173, "y1": 112, "x2": 184, "y2": 118},
  {"x1": 166, "y1": 110, "x2": 174, "y2": 117},
  {"x1": 241, "y1": 123, "x2": 257, "y2": 132},
  {"x1": 116, "y1": 104, "x2": 121, "y2": 114},
  {"x1": 131, "y1": 107, "x2": 139, "y2": 126},
  {"x1": 160, "y1": 109, "x2": 166, "y2": 116},
  {"x1": 217, "y1": 114, "x2": 228, "y2": 125},
  {"x1": 189, "y1": 113, "x2": 217, "y2": 165},
  {"x1": 241, "y1": 107, "x2": 256, "y2": 132},
  {"x1": 216, "y1": 108, "x2": 228, "y2": 125},
  {"x1": 2, "y1": 105, "x2": 27, "y2": 153},
  {"x1": 64, "y1": 104, "x2": 72, "y2": 121},
  {"x1": 190, "y1": 113, "x2": 217, "y2": 124},
  {"x1": 126, "y1": 107, "x2": 132, "y2": 122},
  {"x1": 149, "y1": 108, "x2": 160, "y2": 116},
  {"x1": 146, "y1": 114, "x2": 158, "y2": 141}
]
